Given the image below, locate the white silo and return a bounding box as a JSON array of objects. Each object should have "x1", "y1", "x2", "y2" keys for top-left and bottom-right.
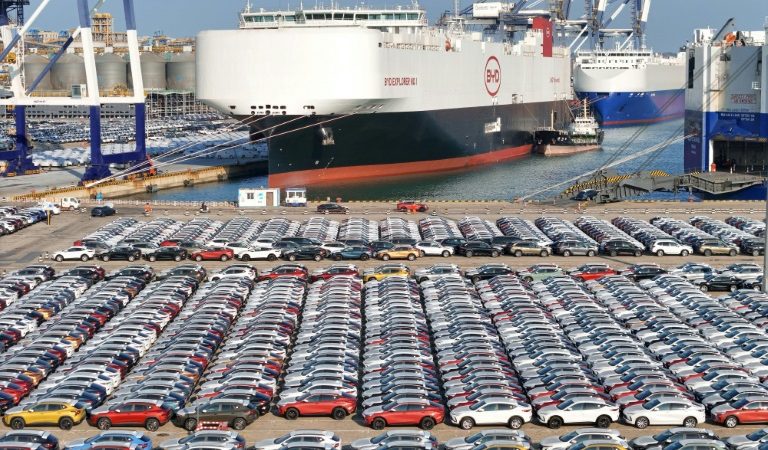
[
  {"x1": 128, "y1": 52, "x2": 167, "y2": 91},
  {"x1": 96, "y1": 53, "x2": 128, "y2": 91},
  {"x1": 23, "y1": 54, "x2": 53, "y2": 91},
  {"x1": 166, "y1": 52, "x2": 195, "y2": 91},
  {"x1": 52, "y1": 53, "x2": 86, "y2": 91}
]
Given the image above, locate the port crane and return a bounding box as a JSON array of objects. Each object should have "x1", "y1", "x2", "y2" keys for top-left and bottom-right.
[{"x1": 0, "y1": 0, "x2": 148, "y2": 182}]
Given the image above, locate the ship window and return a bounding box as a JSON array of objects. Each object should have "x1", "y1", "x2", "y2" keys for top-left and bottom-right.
[
  {"x1": 383, "y1": 13, "x2": 394, "y2": 19},
  {"x1": 342, "y1": 13, "x2": 353, "y2": 20},
  {"x1": 368, "y1": 14, "x2": 380, "y2": 20},
  {"x1": 357, "y1": 14, "x2": 368, "y2": 20},
  {"x1": 284, "y1": 15, "x2": 295, "y2": 21},
  {"x1": 407, "y1": 13, "x2": 419, "y2": 20},
  {"x1": 395, "y1": 13, "x2": 406, "y2": 20}
]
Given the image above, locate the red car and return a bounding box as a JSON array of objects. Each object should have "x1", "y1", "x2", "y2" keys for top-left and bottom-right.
[
  {"x1": 712, "y1": 397, "x2": 768, "y2": 427},
  {"x1": 257, "y1": 265, "x2": 309, "y2": 281},
  {"x1": 189, "y1": 248, "x2": 234, "y2": 262},
  {"x1": 278, "y1": 392, "x2": 357, "y2": 420},
  {"x1": 310, "y1": 265, "x2": 360, "y2": 282},
  {"x1": 88, "y1": 401, "x2": 171, "y2": 431},
  {"x1": 396, "y1": 201, "x2": 428, "y2": 213},
  {"x1": 570, "y1": 265, "x2": 617, "y2": 281},
  {"x1": 363, "y1": 400, "x2": 445, "y2": 430}
]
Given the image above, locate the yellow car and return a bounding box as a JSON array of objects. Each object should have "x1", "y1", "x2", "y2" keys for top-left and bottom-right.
[
  {"x1": 363, "y1": 266, "x2": 411, "y2": 282},
  {"x1": 3, "y1": 401, "x2": 86, "y2": 430},
  {"x1": 376, "y1": 245, "x2": 420, "y2": 261}
]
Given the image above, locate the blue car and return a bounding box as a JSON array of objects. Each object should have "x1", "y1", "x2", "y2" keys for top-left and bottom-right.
[
  {"x1": 331, "y1": 246, "x2": 373, "y2": 261},
  {"x1": 65, "y1": 431, "x2": 151, "y2": 450}
]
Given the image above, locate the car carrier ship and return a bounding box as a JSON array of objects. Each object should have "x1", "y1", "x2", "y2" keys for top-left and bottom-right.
[
  {"x1": 684, "y1": 25, "x2": 768, "y2": 200},
  {"x1": 196, "y1": 2, "x2": 572, "y2": 187}
]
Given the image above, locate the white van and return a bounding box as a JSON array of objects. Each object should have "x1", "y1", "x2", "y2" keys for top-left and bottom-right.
[{"x1": 60, "y1": 197, "x2": 81, "y2": 210}]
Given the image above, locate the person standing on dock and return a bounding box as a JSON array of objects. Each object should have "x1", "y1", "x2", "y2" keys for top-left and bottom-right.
[{"x1": 144, "y1": 202, "x2": 152, "y2": 216}]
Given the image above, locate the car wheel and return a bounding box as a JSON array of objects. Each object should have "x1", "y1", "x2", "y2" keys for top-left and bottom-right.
[
  {"x1": 149, "y1": 255, "x2": 157, "y2": 262},
  {"x1": 331, "y1": 407, "x2": 347, "y2": 420},
  {"x1": 725, "y1": 415, "x2": 738, "y2": 428},
  {"x1": 240, "y1": 254, "x2": 251, "y2": 261},
  {"x1": 407, "y1": 254, "x2": 416, "y2": 261},
  {"x1": 231, "y1": 417, "x2": 247, "y2": 430},
  {"x1": 313, "y1": 254, "x2": 322, "y2": 262},
  {"x1": 514, "y1": 250, "x2": 523, "y2": 257},
  {"x1": 465, "y1": 250, "x2": 473, "y2": 258},
  {"x1": 754, "y1": 250, "x2": 761, "y2": 257},
  {"x1": 442, "y1": 250, "x2": 451, "y2": 258},
  {"x1": 96, "y1": 417, "x2": 112, "y2": 430},
  {"x1": 508, "y1": 416, "x2": 524, "y2": 429},
  {"x1": 547, "y1": 416, "x2": 563, "y2": 429},
  {"x1": 55, "y1": 255, "x2": 64, "y2": 262},
  {"x1": 540, "y1": 250, "x2": 549, "y2": 257},
  {"x1": 634, "y1": 250, "x2": 642, "y2": 257},
  {"x1": 361, "y1": 254, "x2": 370, "y2": 261},
  {"x1": 220, "y1": 255, "x2": 229, "y2": 261},
  {"x1": 729, "y1": 249, "x2": 737, "y2": 256},
  {"x1": 587, "y1": 250, "x2": 596, "y2": 257},
  {"x1": 174, "y1": 255, "x2": 182, "y2": 262},
  {"x1": 635, "y1": 416, "x2": 650, "y2": 429},
  {"x1": 471, "y1": 276, "x2": 480, "y2": 284},
  {"x1": 285, "y1": 408, "x2": 299, "y2": 420},
  {"x1": 730, "y1": 285, "x2": 738, "y2": 292},
  {"x1": 288, "y1": 255, "x2": 297, "y2": 262},
  {"x1": 683, "y1": 416, "x2": 698, "y2": 427},
  {"x1": 371, "y1": 417, "x2": 386, "y2": 430},
  {"x1": 419, "y1": 416, "x2": 436, "y2": 430},
  {"x1": 524, "y1": 276, "x2": 533, "y2": 283},
  {"x1": 700, "y1": 284, "x2": 709, "y2": 292},
  {"x1": 681, "y1": 250, "x2": 690, "y2": 257},
  {"x1": 381, "y1": 254, "x2": 390, "y2": 261},
  {"x1": 128, "y1": 255, "x2": 136, "y2": 262},
  {"x1": 491, "y1": 251, "x2": 500, "y2": 258},
  {"x1": 459, "y1": 417, "x2": 474, "y2": 430},
  {"x1": 195, "y1": 255, "x2": 203, "y2": 262},
  {"x1": 267, "y1": 254, "x2": 277, "y2": 261},
  {"x1": 656, "y1": 250, "x2": 665, "y2": 256},
  {"x1": 755, "y1": 284, "x2": 763, "y2": 291},
  {"x1": 9, "y1": 418, "x2": 24, "y2": 430},
  {"x1": 595, "y1": 415, "x2": 611, "y2": 428},
  {"x1": 183, "y1": 418, "x2": 197, "y2": 431},
  {"x1": 562, "y1": 250, "x2": 571, "y2": 257},
  {"x1": 703, "y1": 249, "x2": 712, "y2": 257},
  {"x1": 610, "y1": 250, "x2": 618, "y2": 257},
  {"x1": 144, "y1": 418, "x2": 160, "y2": 431},
  {"x1": 102, "y1": 255, "x2": 110, "y2": 262},
  {"x1": 80, "y1": 254, "x2": 89, "y2": 261}
]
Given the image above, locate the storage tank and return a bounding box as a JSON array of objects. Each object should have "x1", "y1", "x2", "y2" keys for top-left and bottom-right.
[
  {"x1": 23, "y1": 54, "x2": 53, "y2": 91},
  {"x1": 51, "y1": 53, "x2": 86, "y2": 90},
  {"x1": 127, "y1": 52, "x2": 166, "y2": 91},
  {"x1": 166, "y1": 52, "x2": 195, "y2": 91},
  {"x1": 95, "y1": 53, "x2": 127, "y2": 91}
]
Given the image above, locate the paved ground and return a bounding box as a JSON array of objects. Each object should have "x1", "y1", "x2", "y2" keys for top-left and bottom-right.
[{"x1": 1, "y1": 201, "x2": 767, "y2": 445}]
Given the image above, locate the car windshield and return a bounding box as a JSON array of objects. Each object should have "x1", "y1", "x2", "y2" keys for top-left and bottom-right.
[
  {"x1": 557, "y1": 399, "x2": 574, "y2": 410},
  {"x1": 747, "y1": 430, "x2": 768, "y2": 440},
  {"x1": 643, "y1": 399, "x2": 660, "y2": 409},
  {"x1": 560, "y1": 432, "x2": 578, "y2": 442},
  {"x1": 732, "y1": 398, "x2": 750, "y2": 408}
]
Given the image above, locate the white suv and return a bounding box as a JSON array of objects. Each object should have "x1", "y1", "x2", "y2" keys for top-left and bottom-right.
[
  {"x1": 52, "y1": 246, "x2": 95, "y2": 262},
  {"x1": 650, "y1": 239, "x2": 693, "y2": 256}
]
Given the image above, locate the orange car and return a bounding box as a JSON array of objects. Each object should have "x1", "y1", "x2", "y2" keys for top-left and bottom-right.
[
  {"x1": 376, "y1": 245, "x2": 420, "y2": 261},
  {"x1": 396, "y1": 201, "x2": 428, "y2": 213}
]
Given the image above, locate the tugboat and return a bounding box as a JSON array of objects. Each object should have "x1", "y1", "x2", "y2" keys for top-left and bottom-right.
[{"x1": 535, "y1": 100, "x2": 604, "y2": 156}]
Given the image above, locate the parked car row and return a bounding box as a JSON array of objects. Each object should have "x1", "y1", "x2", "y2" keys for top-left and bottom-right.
[
  {"x1": 727, "y1": 216, "x2": 766, "y2": 238},
  {"x1": 612, "y1": 217, "x2": 694, "y2": 256},
  {"x1": 338, "y1": 217, "x2": 379, "y2": 243},
  {"x1": 277, "y1": 275, "x2": 361, "y2": 421},
  {"x1": 0, "y1": 206, "x2": 49, "y2": 237},
  {"x1": 0, "y1": 265, "x2": 56, "y2": 309},
  {"x1": 691, "y1": 216, "x2": 764, "y2": 256},
  {"x1": 573, "y1": 216, "x2": 645, "y2": 256},
  {"x1": 379, "y1": 217, "x2": 420, "y2": 243},
  {"x1": 422, "y1": 275, "x2": 531, "y2": 430},
  {"x1": 419, "y1": 216, "x2": 463, "y2": 242},
  {"x1": 652, "y1": 217, "x2": 739, "y2": 257},
  {"x1": 360, "y1": 275, "x2": 445, "y2": 430}
]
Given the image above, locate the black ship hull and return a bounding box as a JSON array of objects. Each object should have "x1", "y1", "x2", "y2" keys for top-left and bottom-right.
[{"x1": 243, "y1": 100, "x2": 569, "y2": 187}]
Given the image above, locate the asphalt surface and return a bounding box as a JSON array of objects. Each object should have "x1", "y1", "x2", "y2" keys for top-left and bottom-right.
[{"x1": 0, "y1": 201, "x2": 767, "y2": 446}]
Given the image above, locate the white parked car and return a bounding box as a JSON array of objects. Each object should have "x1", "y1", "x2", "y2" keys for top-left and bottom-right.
[
  {"x1": 60, "y1": 197, "x2": 81, "y2": 210},
  {"x1": 209, "y1": 266, "x2": 257, "y2": 282},
  {"x1": 52, "y1": 246, "x2": 95, "y2": 262},
  {"x1": 236, "y1": 247, "x2": 282, "y2": 261},
  {"x1": 540, "y1": 428, "x2": 627, "y2": 450},
  {"x1": 415, "y1": 241, "x2": 454, "y2": 257},
  {"x1": 449, "y1": 399, "x2": 532, "y2": 429},
  {"x1": 621, "y1": 398, "x2": 706, "y2": 428},
  {"x1": 650, "y1": 240, "x2": 693, "y2": 256},
  {"x1": 536, "y1": 398, "x2": 620, "y2": 429}
]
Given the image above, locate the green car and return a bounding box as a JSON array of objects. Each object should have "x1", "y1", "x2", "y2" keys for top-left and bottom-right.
[{"x1": 516, "y1": 265, "x2": 565, "y2": 282}]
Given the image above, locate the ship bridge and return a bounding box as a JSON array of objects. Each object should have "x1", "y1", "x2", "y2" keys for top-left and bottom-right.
[{"x1": 239, "y1": 7, "x2": 427, "y2": 29}]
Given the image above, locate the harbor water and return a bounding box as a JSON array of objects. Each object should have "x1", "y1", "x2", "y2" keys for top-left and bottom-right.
[{"x1": 136, "y1": 119, "x2": 685, "y2": 202}]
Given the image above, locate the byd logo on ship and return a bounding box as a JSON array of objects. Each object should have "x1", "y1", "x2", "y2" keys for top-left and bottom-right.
[{"x1": 485, "y1": 56, "x2": 501, "y2": 97}]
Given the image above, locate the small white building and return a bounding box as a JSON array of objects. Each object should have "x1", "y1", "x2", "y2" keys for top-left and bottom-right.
[
  {"x1": 239, "y1": 188, "x2": 281, "y2": 207},
  {"x1": 284, "y1": 187, "x2": 307, "y2": 207}
]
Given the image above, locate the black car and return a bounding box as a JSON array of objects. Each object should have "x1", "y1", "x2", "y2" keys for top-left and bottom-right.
[
  {"x1": 161, "y1": 265, "x2": 207, "y2": 282},
  {"x1": 100, "y1": 246, "x2": 141, "y2": 262},
  {"x1": 317, "y1": 203, "x2": 349, "y2": 214},
  {"x1": 282, "y1": 246, "x2": 325, "y2": 262},
  {"x1": 457, "y1": 241, "x2": 501, "y2": 257},
  {"x1": 145, "y1": 246, "x2": 187, "y2": 262},
  {"x1": 698, "y1": 274, "x2": 743, "y2": 292},
  {"x1": 571, "y1": 189, "x2": 599, "y2": 201},
  {"x1": 281, "y1": 237, "x2": 323, "y2": 246},
  {"x1": 80, "y1": 240, "x2": 111, "y2": 254},
  {"x1": 61, "y1": 267, "x2": 103, "y2": 285},
  {"x1": 391, "y1": 237, "x2": 418, "y2": 246},
  {"x1": 624, "y1": 265, "x2": 668, "y2": 281},
  {"x1": 172, "y1": 401, "x2": 260, "y2": 431},
  {"x1": 108, "y1": 266, "x2": 155, "y2": 282},
  {"x1": 272, "y1": 241, "x2": 300, "y2": 251},
  {"x1": 601, "y1": 239, "x2": 643, "y2": 257},
  {"x1": 439, "y1": 237, "x2": 468, "y2": 253},
  {"x1": 743, "y1": 276, "x2": 764, "y2": 291},
  {"x1": 369, "y1": 241, "x2": 395, "y2": 253},
  {"x1": 464, "y1": 265, "x2": 514, "y2": 283},
  {"x1": 740, "y1": 238, "x2": 765, "y2": 257},
  {"x1": 91, "y1": 206, "x2": 116, "y2": 217}
]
